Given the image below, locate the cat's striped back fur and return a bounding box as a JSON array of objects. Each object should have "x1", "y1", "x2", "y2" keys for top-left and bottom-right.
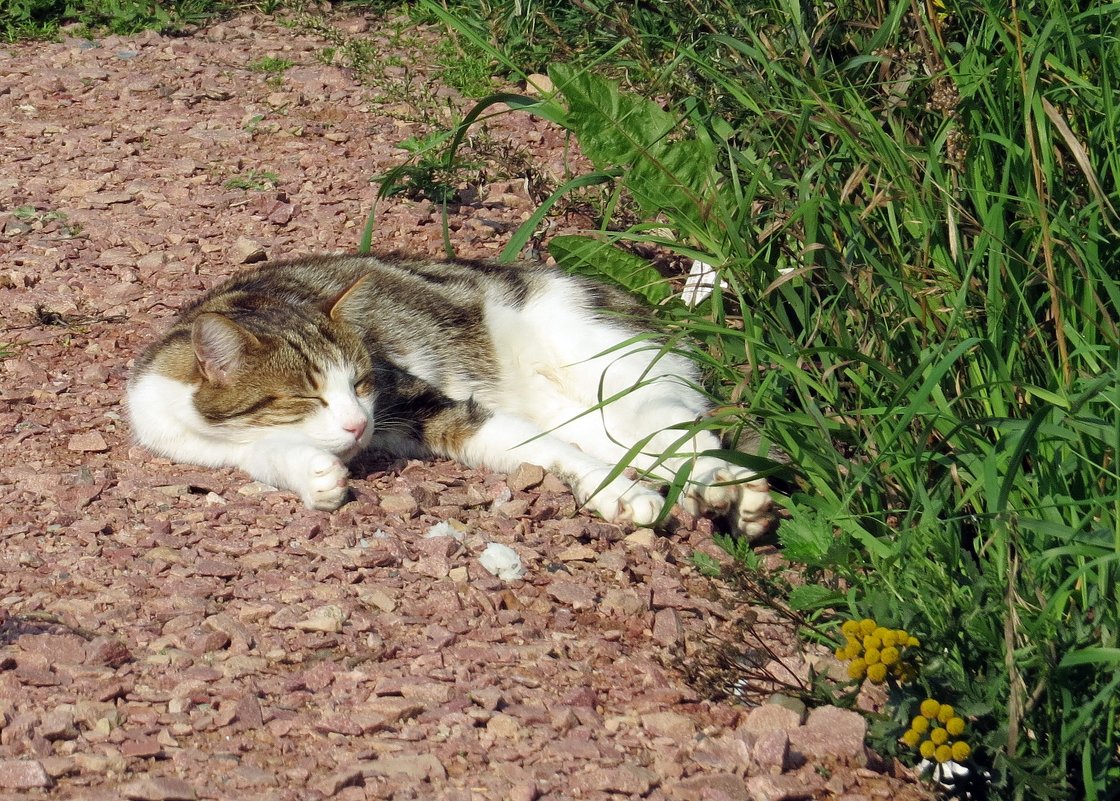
[{"x1": 128, "y1": 253, "x2": 771, "y2": 536}]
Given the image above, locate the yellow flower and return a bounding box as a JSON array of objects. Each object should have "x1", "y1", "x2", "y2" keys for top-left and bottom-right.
[
  {"x1": 865, "y1": 647, "x2": 881, "y2": 665},
  {"x1": 937, "y1": 704, "x2": 956, "y2": 724},
  {"x1": 920, "y1": 699, "x2": 941, "y2": 719},
  {"x1": 867, "y1": 662, "x2": 888, "y2": 684},
  {"x1": 907, "y1": 635, "x2": 921, "y2": 647},
  {"x1": 859, "y1": 618, "x2": 878, "y2": 636},
  {"x1": 894, "y1": 628, "x2": 909, "y2": 643},
  {"x1": 951, "y1": 741, "x2": 972, "y2": 761},
  {"x1": 901, "y1": 728, "x2": 922, "y2": 748},
  {"x1": 919, "y1": 739, "x2": 936, "y2": 759},
  {"x1": 930, "y1": 727, "x2": 949, "y2": 745},
  {"x1": 848, "y1": 658, "x2": 867, "y2": 680},
  {"x1": 873, "y1": 626, "x2": 892, "y2": 640},
  {"x1": 863, "y1": 635, "x2": 883, "y2": 651},
  {"x1": 841, "y1": 620, "x2": 861, "y2": 637},
  {"x1": 946, "y1": 717, "x2": 966, "y2": 736},
  {"x1": 880, "y1": 646, "x2": 900, "y2": 666},
  {"x1": 911, "y1": 716, "x2": 929, "y2": 734},
  {"x1": 935, "y1": 744, "x2": 953, "y2": 763},
  {"x1": 880, "y1": 629, "x2": 899, "y2": 647}
]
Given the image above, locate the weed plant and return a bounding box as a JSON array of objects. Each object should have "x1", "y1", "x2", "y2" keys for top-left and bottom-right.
[
  {"x1": 410, "y1": 0, "x2": 1119, "y2": 797},
  {"x1": 0, "y1": 0, "x2": 224, "y2": 39}
]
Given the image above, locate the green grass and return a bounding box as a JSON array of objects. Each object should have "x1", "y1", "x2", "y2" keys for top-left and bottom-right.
[
  {"x1": 248, "y1": 55, "x2": 294, "y2": 74},
  {"x1": 401, "y1": 0, "x2": 1120, "y2": 798},
  {"x1": 0, "y1": 0, "x2": 228, "y2": 40},
  {"x1": 224, "y1": 170, "x2": 279, "y2": 191}
]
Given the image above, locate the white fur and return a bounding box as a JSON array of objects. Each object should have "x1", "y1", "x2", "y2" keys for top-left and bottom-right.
[
  {"x1": 461, "y1": 276, "x2": 772, "y2": 536},
  {"x1": 130, "y1": 274, "x2": 772, "y2": 533},
  {"x1": 127, "y1": 362, "x2": 373, "y2": 510}
]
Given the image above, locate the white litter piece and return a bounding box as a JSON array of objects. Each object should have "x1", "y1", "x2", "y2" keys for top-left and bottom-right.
[
  {"x1": 478, "y1": 542, "x2": 526, "y2": 581},
  {"x1": 425, "y1": 520, "x2": 467, "y2": 542},
  {"x1": 681, "y1": 259, "x2": 729, "y2": 306}
]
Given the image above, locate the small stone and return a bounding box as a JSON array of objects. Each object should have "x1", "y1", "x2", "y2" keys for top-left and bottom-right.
[
  {"x1": 468, "y1": 687, "x2": 503, "y2": 711},
  {"x1": 238, "y1": 481, "x2": 276, "y2": 496},
  {"x1": 359, "y1": 588, "x2": 397, "y2": 613},
  {"x1": 600, "y1": 588, "x2": 646, "y2": 617},
  {"x1": 486, "y1": 713, "x2": 523, "y2": 740},
  {"x1": 652, "y1": 607, "x2": 684, "y2": 646},
  {"x1": 379, "y1": 492, "x2": 418, "y2": 517},
  {"x1": 358, "y1": 754, "x2": 447, "y2": 781},
  {"x1": 574, "y1": 765, "x2": 657, "y2": 795},
  {"x1": 121, "y1": 774, "x2": 198, "y2": 800},
  {"x1": 194, "y1": 558, "x2": 239, "y2": 578},
  {"x1": 295, "y1": 604, "x2": 347, "y2": 633},
  {"x1": 85, "y1": 637, "x2": 132, "y2": 667},
  {"x1": 624, "y1": 528, "x2": 656, "y2": 548},
  {"x1": 509, "y1": 782, "x2": 538, "y2": 801},
  {"x1": 0, "y1": 759, "x2": 52, "y2": 789},
  {"x1": 753, "y1": 729, "x2": 790, "y2": 774},
  {"x1": 745, "y1": 774, "x2": 816, "y2": 801},
  {"x1": 121, "y1": 737, "x2": 163, "y2": 759},
  {"x1": 546, "y1": 579, "x2": 596, "y2": 610},
  {"x1": 740, "y1": 703, "x2": 804, "y2": 736},
  {"x1": 525, "y1": 73, "x2": 554, "y2": 95},
  {"x1": 556, "y1": 544, "x2": 597, "y2": 562},
  {"x1": 314, "y1": 765, "x2": 363, "y2": 796},
  {"x1": 39, "y1": 708, "x2": 78, "y2": 741},
  {"x1": 506, "y1": 462, "x2": 545, "y2": 492},
  {"x1": 641, "y1": 711, "x2": 696, "y2": 741},
  {"x1": 67, "y1": 431, "x2": 108, "y2": 452},
  {"x1": 231, "y1": 237, "x2": 266, "y2": 264},
  {"x1": 788, "y1": 705, "x2": 867, "y2": 766}
]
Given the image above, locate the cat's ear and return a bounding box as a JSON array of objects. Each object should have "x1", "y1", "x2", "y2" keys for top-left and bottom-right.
[
  {"x1": 191, "y1": 313, "x2": 259, "y2": 385},
  {"x1": 321, "y1": 274, "x2": 371, "y2": 322}
]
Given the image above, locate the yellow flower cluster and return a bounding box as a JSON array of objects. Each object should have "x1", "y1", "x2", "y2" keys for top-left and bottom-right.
[
  {"x1": 835, "y1": 618, "x2": 920, "y2": 684},
  {"x1": 901, "y1": 699, "x2": 972, "y2": 763}
]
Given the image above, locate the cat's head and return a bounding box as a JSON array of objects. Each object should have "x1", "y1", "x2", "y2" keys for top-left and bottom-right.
[{"x1": 185, "y1": 309, "x2": 376, "y2": 457}]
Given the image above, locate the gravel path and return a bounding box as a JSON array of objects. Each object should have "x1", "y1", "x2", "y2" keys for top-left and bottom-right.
[{"x1": 0, "y1": 13, "x2": 931, "y2": 801}]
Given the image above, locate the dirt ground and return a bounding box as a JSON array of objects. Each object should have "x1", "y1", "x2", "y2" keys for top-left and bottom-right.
[{"x1": 0, "y1": 11, "x2": 933, "y2": 801}]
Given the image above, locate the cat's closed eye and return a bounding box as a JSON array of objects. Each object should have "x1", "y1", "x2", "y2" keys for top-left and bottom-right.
[{"x1": 353, "y1": 374, "x2": 375, "y2": 395}]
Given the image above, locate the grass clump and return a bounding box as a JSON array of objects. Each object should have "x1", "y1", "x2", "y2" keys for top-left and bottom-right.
[
  {"x1": 248, "y1": 55, "x2": 294, "y2": 74},
  {"x1": 399, "y1": 0, "x2": 1120, "y2": 798},
  {"x1": 0, "y1": 0, "x2": 225, "y2": 39},
  {"x1": 224, "y1": 170, "x2": 279, "y2": 191}
]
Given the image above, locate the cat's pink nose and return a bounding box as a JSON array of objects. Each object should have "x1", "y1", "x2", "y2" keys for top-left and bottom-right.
[{"x1": 344, "y1": 419, "x2": 367, "y2": 440}]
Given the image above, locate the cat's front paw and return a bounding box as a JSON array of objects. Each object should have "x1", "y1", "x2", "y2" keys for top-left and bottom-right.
[
  {"x1": 684, "y1": 461, "x2": 773, "y2": 540},
  {"x1": 299, "y1": 451, "x2": 350, "y2": 510}
]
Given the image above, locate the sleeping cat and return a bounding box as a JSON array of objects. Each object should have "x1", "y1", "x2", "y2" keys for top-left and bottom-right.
[{"x1": 127, "y1": 254, "x2": 772, "y2": 537}]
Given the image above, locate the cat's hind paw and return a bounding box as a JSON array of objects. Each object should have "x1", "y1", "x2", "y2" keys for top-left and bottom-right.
[
  {"x1": 684, "y1": 461, "x2": 774, "y2": 540},
  {"x1": 300, "y1": 451, "x2": 350, "y2": 510}
]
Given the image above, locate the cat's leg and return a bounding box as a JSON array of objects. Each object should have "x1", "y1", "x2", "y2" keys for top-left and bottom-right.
[
  {"x1": 239, "y1": 434, "x2": 350, "y2": 511},
  {"x1": 421, "y1": 399, "x2": 665, "y2": 526},
  {"x1": 129, "y1": 373, "x2": 351, "y2": 510},
  {"x1": 544, "y1": 380, "x2": 773, "y2": 538}
]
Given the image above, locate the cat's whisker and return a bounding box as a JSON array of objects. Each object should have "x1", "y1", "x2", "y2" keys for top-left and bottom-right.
[{"x1": 127, "y1": 253, "x2": 773, "y2": 534}]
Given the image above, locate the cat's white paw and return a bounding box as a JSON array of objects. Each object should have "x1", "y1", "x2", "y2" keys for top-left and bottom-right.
[
  {"x1": 299, "y1": 451, "x2": 350, "y2": 510},
  {"x1": 684, "y1": 460, "x2": 773, "y2": 540},
  {"x1": 584, "y1": 475, "x2": 665, "y2": 527}
]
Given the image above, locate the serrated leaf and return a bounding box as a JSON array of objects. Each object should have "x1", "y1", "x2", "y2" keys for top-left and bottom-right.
[
  {"x1": 787, "y1": 584, "x2": 846, "y2": 612},
  {"x1": 548, "y1": 64, "x2": 723, "y2": 234},
  {"x1": 547, "y1": 235, "x2": 671, "y2": 306}
]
